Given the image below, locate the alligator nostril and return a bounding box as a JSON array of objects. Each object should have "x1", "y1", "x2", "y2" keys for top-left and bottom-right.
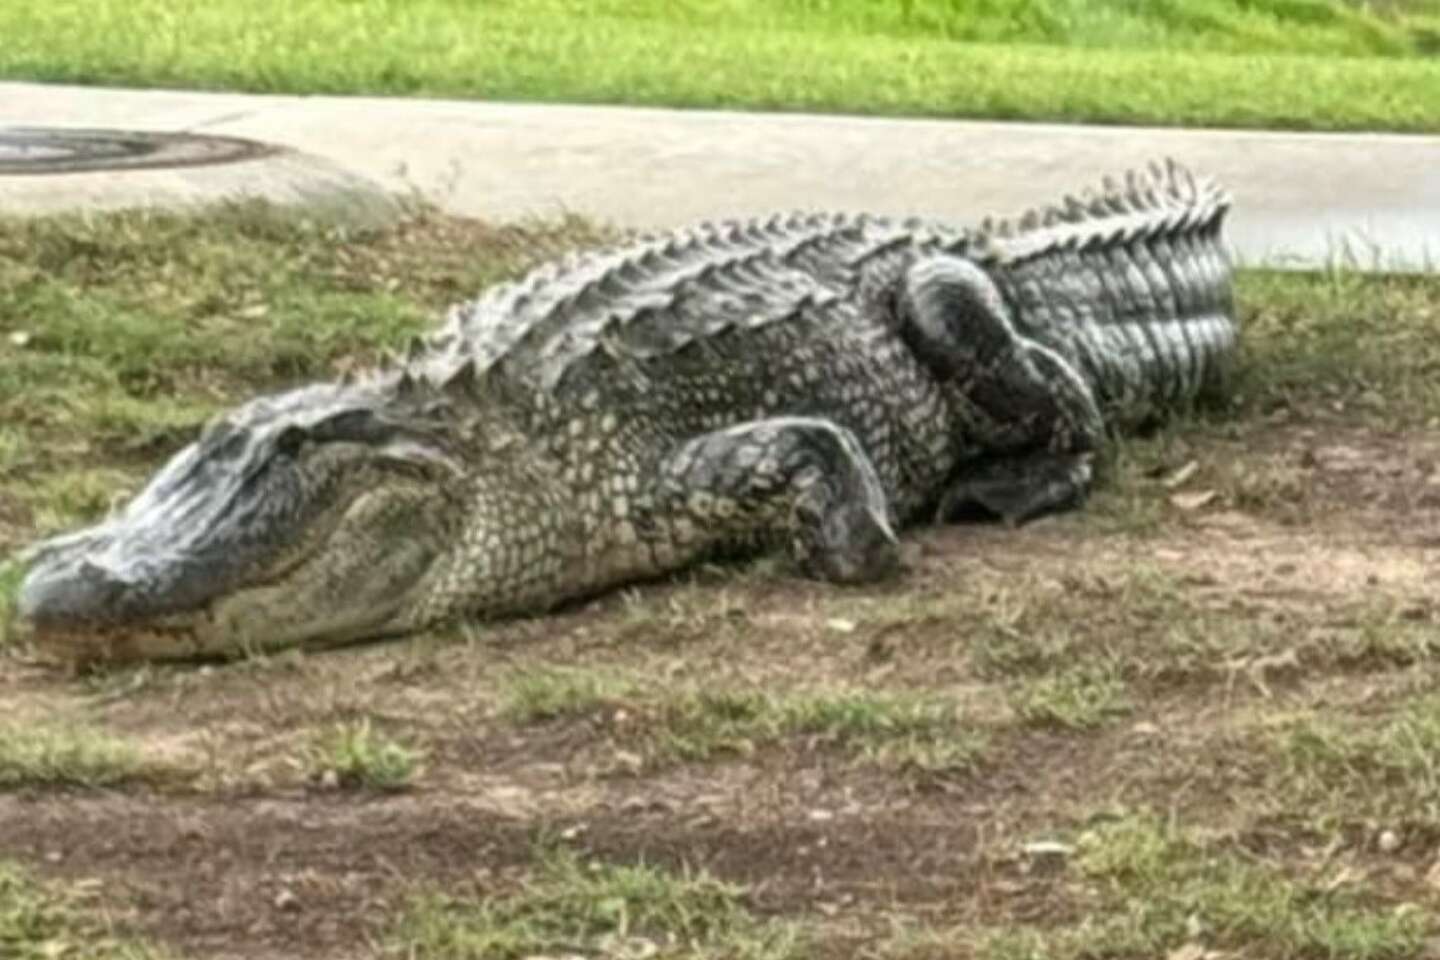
[
  {"x1": 80, "y1": 558, "x2": 118, "y2": 582},
  {"x1": 78, "y1": 559, "x2": 132, "y2": 602}
]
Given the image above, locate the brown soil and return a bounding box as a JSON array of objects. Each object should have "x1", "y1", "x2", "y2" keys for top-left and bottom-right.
[{"x1": 3, "y1": 420, "x2": 1440, "y2": 958}]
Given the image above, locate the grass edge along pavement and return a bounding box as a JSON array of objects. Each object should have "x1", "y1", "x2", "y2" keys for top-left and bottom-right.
[{"x1": 0, "y1": 0, "x2": 1439, "y2": 132}]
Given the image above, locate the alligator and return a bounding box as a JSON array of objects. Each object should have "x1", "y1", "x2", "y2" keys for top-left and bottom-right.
[{"x1": 15, "y1": 159, "x2": 1236, "y2": 664}]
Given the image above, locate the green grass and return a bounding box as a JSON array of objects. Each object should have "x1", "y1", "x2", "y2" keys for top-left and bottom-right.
[
  {"x1": 0, "y1": 861, "x2": 169, "y2": 960},
  {"x1": 0, "y1": 562, "x2": 22, "y2": 647},
  {"x1": 306, "y1": 718, "x2": 424, "y2": 791},
  {"x1": 1278, "y1": 692, "x2": 1440, "y2": 819},
  {"x1": 1057, "y1": 813, "x2": 1428, "y2": 958},
  {"x1": 0, "y1": 206, "x2": 606, "y2": 561},
  {"x1": 391, "y1": 846, "x2": 803, "y2": 960},
  {"x1": 0, "y1": 723, "x2": 147, "y2": 789},
  {"x1": 859, "y1": 811, "x2": 1431, "y2": 959},
  {"x1": 502, "y1": 667, "x2": 984, "y2": 773},
  {"x1": 1, "y1": 1, "x2": 1439, "y2": 131},
  {"x1": 952, "y1": 814, "x2": 1430, "y2": 960},
  {"x1": 1008, "y1": 664, "x2": 1133, "y2": 730},
  {"x1": 1235, "y1": 269, "x2": 1440, "y2": 428},
  {"x1": 502, "y1": 667, "x2": 641, "y2": 724}
]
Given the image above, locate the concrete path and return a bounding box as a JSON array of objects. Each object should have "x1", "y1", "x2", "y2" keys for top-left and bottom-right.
[
  {"x1": 3, "y1": 81, "x2": 1438, "y2": 271},
  {"x1": 0, "y1": 125, "x2": 404, "y2": 230}
]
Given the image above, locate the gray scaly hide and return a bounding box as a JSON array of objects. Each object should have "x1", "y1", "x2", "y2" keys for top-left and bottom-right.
[{"x1": 15, "y1": 159, "x2": 1236, "y2": 663}]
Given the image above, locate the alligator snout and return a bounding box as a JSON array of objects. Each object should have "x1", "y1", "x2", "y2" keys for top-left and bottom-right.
[
  {"x1": 14, "y1": 546, "x2": 214, "y2": 665},
  {"x1": 17, "y1": 556, "x2": 137, "y2": 629}
]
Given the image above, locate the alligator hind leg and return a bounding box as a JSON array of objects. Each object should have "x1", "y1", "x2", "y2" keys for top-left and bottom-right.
[
  {"x1": 894, "y1": 256, "x2": 1105, "y2": 524},
  {"x1": 653, "y1": 417, "x2": 900, "y2": 583}
]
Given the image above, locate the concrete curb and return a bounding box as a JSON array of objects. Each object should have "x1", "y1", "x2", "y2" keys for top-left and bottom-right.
[{"x1": 2, "y1": 82, "x2": 1437, "y2": 270}]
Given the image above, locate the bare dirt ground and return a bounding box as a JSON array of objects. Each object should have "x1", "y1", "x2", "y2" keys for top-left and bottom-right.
[
  {"x1": 1, "y1": 210, "x2": 1438, "y2": 959},
  {"x1": 4, "y1": 418, "x2": 1440, "y2": 959}
]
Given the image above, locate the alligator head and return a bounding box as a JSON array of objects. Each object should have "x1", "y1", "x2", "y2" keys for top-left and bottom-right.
[{"x1": 13, "y1": 374, "x2": 478, "y2": 664}]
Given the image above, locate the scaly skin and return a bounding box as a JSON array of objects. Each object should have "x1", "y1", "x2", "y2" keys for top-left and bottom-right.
[{"x1": 15, "y1": 159, "x2": 1235, "y2": 664}]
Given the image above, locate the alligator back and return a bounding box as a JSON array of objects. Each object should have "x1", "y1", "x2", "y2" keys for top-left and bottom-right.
[
  {"x1": 404, "y1": 160, "x2": 1233, "y2": 437},
  {"x1": 411, "y1": 212, "x2": 938, "y2": 391}
]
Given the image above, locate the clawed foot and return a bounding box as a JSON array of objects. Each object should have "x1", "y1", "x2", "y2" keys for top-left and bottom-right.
[{"x1": 794, "y1": 495, "x2": 902, "y2": 583}]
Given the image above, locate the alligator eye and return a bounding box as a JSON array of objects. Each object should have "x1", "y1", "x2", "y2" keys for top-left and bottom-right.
[
  {"x1": 315, "y1": 409, "x2": 379, "y2": 442},
  {"x1": 275, "y1": 426, "x2": 309, "y2": 457}
]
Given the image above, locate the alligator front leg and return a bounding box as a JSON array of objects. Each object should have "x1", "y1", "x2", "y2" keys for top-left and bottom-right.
[
  {"x1": 894, "y1": 256, "x2": 1105, "y2": 525},
  {"x1": 652, "y1": 417, "x2": 901, "y2": 583}
]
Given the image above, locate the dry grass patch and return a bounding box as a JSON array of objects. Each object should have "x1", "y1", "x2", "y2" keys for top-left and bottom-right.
[
  {"x1": 841, "y1": 810, "x2": 1431, "y2": 959},
  {"x1": 0, "y1": 205, "x2": 609, "y2": 565},
  {"x1": 0, "y1": 722, "x2": 149, "y2": 790},
  {"x1": 1057, "y1": 813, "x2": 1427, "y2": 959},
  {"x1": 391, "y1": 845, "x2": 805, "y2": 960},
  {"x1": 1008, "y1": 665, "x2": 1133, "y2": 731},
  {"x1": 501, "y1": 667, "x2": 986, "y2": 776},
  {"x1": 1275, "y1": 690, "x2": 1440, "y2": 821},
  {"x1": 0, "y1": 860, "x2": 169, "y2": 959}
]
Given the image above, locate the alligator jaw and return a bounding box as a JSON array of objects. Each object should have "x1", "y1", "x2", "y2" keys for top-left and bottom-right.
[
  {"x1": 12, "y1": 619, "x2": 208, "y2": 669},
  {"x1": 14, "y1": 525, "x2": 207, "y2": 662}
]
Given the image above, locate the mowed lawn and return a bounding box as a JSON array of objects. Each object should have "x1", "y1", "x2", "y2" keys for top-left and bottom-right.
[
  {"x1": 2, "y1": 206, "x2": 1440, "y2": 958},
  {"x1": 1, "y1": 0, "x2": 1439, "y2": 131}
]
